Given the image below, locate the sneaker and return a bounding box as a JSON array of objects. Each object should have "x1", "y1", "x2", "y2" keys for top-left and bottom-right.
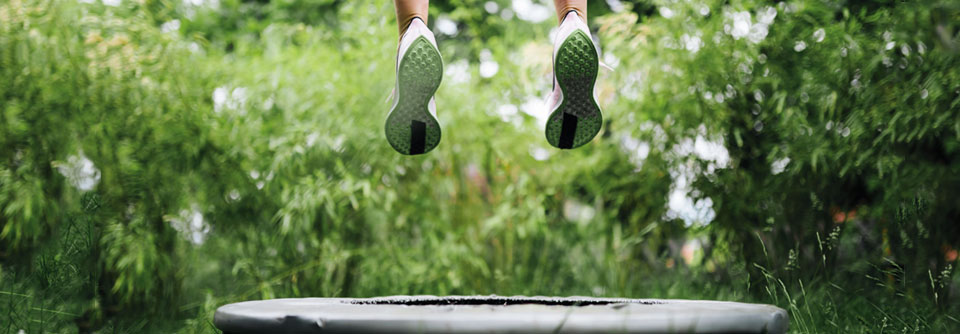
[
  {"x1": 385, "y1": 17, "x2": 443, "y2": 155},
  {"x1": 545, "y1": 11, "x2": 602, "y2": 149}
]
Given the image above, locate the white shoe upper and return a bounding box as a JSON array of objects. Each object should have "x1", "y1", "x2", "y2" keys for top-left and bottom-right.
[
  {"x1": 547, "y1": 11, "x2": 600, "y2": 112},
  {"x1": 553, "y1": 11, "x2": 593, "y2": 59},
  {"x1": 392, "y1": 17, "x2": 440, "y2": 118}
]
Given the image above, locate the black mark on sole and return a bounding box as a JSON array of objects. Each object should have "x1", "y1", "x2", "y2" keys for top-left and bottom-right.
[
  {"x1": 410, "y1": 120, "x2": 426, "y2": 155},
  {"x1": 558, "y1": 113, "x2": 578, "y2": 149}
]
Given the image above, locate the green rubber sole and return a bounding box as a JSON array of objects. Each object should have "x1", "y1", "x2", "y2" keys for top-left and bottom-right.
[
  {"x1": 385, "y1": 36, "x2": 443, "y2": 155},
  {"x1": 545, "y1": 30, "x2": 602, "y2": 149}
]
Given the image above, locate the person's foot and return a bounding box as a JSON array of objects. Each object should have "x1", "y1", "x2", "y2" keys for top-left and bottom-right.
[
  {"x1": 545, "y1": 11, "x2": 602, "y2": 149},
  {"x1": 386, "y1": 17, "x2": 443, "y2": 155}
]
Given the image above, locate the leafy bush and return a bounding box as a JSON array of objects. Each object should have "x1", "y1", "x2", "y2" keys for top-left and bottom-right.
[{"x1": 599, "y1": 0, "x2": 960, "y2": 296}]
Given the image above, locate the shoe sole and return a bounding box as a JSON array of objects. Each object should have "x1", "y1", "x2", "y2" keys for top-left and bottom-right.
[
  {"x1": 546, "y1": 30, "x2": 602, "y2": 149},
  {"x1": 385, "y1": 36, "x2": 443, "y2": 155}
]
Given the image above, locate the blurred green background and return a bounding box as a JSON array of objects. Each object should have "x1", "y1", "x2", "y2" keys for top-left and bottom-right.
[{"x1": 2, "y1": 0, "x2": 959, "y2": 332}]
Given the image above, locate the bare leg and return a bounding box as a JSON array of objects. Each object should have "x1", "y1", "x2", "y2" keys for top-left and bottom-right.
[
  {"x1": 554, "y1": 0, "x2": 587, "y2": 24},
  {"x1": 394, "y1": 0, "x2": 430, "y2": 35}
]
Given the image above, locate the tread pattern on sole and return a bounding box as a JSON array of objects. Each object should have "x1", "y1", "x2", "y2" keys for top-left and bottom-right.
[
  {"x1": 545, "y1": 30, "x2": 602, "y2": 149},
  {"x1": 385, "y1": 36, "x2": 443, "y2": 155}
]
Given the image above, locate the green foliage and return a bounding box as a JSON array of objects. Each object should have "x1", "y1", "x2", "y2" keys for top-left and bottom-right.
[
  {"x1": 596, "y1": 0, "x2": 960, "y2": 318},
  {"x1": 1, "y1": 0, "x2": 959, "y2": 333}
]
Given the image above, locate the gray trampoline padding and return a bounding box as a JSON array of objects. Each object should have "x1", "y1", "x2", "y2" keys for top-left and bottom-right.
[{"x1": 214, "y1": 295, "x2": 789, "y2": 334}]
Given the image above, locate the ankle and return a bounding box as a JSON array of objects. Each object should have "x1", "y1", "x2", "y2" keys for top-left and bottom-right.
[{"x1": 558, "y1": 8, "x2": 586, "y2": 24}]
